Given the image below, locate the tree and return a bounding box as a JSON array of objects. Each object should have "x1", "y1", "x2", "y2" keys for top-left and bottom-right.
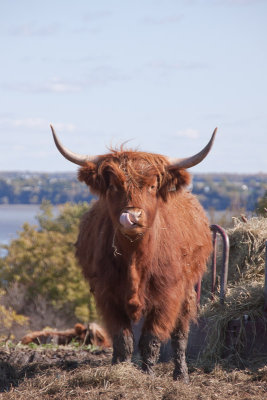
[
  {"x1": 0, "y1": 201, "x2": 98, "y2": 331},
  {"x1": 255, "y1": 190, "x2": 267, "y2": 216},
  {"x1": 0, "y1": 288, "x2": 29, "y2": 340}
]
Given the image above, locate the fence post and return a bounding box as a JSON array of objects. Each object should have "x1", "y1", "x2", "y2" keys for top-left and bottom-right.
[
  {"x1": 211, "y1": 229, "x2": 217, "y2": 299},
  {"x1": 210, "y1": 224, "x2": 229, "y2": 305}
]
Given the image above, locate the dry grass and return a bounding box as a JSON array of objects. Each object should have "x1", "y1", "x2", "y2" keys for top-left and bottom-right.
[
  {"x1": 226, "y1": 216, "x2": 267, "y2": 283},
  {"x1": 198, "y1": 216, "x2": 267, "y2": 365},
  {"x1": 198, "y1": 282, "x2": 265, "y2": 366},
  {"x1": 1, "y1": 358, "x2": 267, "y2": 400}
]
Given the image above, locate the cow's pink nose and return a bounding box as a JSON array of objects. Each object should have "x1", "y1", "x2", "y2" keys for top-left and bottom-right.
[{"x1": 120, "y1": 210, "x2": 142, "y2": 227}]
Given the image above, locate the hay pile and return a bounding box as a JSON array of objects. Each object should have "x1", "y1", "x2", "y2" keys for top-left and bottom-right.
[
  {"x1": 227, "y1": 217, "x2": 267, "y2": 283},
  {"x1": 199, "y1": 216, "x2": 267, "y2": 366}
]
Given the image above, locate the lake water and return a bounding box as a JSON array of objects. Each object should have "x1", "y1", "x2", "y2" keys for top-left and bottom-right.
[
  {"x1": 0, "y1": 204, "x2": 235, "y2": 248},
  {"x1": 0, "y1": 204, "x2": 41, "y2": 245}
]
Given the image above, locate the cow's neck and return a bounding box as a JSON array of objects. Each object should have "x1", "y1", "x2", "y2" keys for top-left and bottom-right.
[{"x1": 112, "y1": 227, "x2": 153, "y2": 262}]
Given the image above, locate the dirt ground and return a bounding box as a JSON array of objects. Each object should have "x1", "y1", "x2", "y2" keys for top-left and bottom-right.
[{"x1": 0, "y1": 345, "x2": 267, "y2": 400}]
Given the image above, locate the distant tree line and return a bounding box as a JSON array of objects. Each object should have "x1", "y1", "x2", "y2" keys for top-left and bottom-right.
[
  {"x1": 0, "y1": 171, "x2": 266, "y2": 211},
  {"x1": 192, "y1": 174, "x2": 267, "y2": 212},
  {"x1": 0, "y1": 172, "x2": 94, "y2": 205}
]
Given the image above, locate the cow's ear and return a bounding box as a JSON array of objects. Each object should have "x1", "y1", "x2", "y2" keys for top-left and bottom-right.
[
  {"x1": 78, "y1": 163, "x2": 107, "y2": 194},
  {"x1": 74, "y1": 323, "x2": 86, "y2": 335},
  {"x1": 159, "y1": 169, "x2": 191, "y2": 201}
]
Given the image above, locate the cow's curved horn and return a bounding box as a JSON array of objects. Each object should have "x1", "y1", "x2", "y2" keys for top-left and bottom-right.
[
  {"x1": 50, "y1": 124, "x2": 99, "y2": 166},
  {"x1": 167, "y1": 128, "x2": 217, "y2": 169}
]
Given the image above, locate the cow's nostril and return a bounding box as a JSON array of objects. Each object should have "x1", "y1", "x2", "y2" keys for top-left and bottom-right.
[{"x1": 129, "y1": 211, "x2": 142, "y2": 223}]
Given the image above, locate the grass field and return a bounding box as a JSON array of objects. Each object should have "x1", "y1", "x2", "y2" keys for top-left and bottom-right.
[{"x1": 1, "y1": 345, "x2": 267, "y2": 400}]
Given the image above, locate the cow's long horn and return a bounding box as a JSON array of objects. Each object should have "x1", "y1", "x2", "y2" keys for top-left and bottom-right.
[
  {"x1": 167, "y1": 128, "x2": 217, "y2": 169},
  {"x1": 50, "y1": 124, "x2": 99, "y2": 166}
]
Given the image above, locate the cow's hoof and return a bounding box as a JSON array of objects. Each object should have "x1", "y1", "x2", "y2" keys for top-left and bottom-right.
[
  {"x1": 173, "y1": 369, "x2": 190, "y2": 384},
  {"x1": 112, "y1": 356, "x2": 132, "y2": 365},
  {"x1": 141, "y1": 363, "x2": 155, "y2": 376}
]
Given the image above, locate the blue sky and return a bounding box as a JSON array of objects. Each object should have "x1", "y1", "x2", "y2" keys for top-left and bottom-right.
[{"x1": 0, "y1": 0, "x2": 266, "y2": 173}]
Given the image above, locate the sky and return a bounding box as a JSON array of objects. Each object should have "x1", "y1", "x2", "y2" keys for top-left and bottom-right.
[{"x1": 0, "y1": 0, "x2": 266, "y2": 174}]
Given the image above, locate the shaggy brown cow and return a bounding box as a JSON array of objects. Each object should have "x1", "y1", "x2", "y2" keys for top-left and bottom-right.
[
  {"x1": 50, "y1": 125, "x2": 216, "y2": 381},
  {"x1": 21, "y1": 322, "x2": 111, "y2": 347}
]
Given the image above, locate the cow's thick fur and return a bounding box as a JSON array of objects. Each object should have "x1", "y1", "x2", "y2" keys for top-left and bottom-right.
[
  {"x1": 75, "y1": 150, "x2": 212, "y2": 381},
  {"x1": 21, "y1": 323, "x2": 111, "y2": 348}
]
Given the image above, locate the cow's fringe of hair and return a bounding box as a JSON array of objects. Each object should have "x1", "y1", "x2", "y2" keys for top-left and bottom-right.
[
  {"x1": 78, "y1": 149, "x2": 191, "y2": 199},
  {"x1": 99, "y1": 150, "x2": 169, "y2": 187}
]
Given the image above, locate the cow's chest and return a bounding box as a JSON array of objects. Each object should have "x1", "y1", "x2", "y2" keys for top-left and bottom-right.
[{"x1": 118, "y1": 260, "x2": 147, "y2": 322}]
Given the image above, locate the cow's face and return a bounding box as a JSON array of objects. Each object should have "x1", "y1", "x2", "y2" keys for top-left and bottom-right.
[
  {"x1": 78, "y1": 153, "x2": 191, "y2": 237},
  {"x1": 106, "y1": 171, "x2": 159, "y2": 237},
  {"x1": 74, "y1": 323, "x2": 88, "y2": 341}
]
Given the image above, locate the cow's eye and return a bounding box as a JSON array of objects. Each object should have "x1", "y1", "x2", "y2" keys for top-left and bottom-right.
[
  {"x1": 149, "y1": 184, "x2": 157, "y2": 192},
  {"x1": 109, "y1": 184, "x2": 118, "y2": 192}
]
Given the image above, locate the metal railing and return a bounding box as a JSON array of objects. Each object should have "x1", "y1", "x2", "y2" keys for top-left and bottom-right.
[{"x1": 196, "y1": 224, "x2": 229, "y2": 305}]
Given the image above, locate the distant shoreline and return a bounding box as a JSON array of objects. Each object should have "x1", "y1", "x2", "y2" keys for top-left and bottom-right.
[
  {"x1": 0, "y1": 204, "x2": 238, "y2": 248},
  {"x1": 0, "y1": 171, "x2": 265, "y2": 211}
]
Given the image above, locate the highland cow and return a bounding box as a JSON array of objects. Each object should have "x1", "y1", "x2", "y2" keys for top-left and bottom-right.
[
  {"x1": 50, "y1": 125, "x2": 216, "y2": 381},
  {"x1": 21, "y1": 322, "x2": 111, "y2": 347}
]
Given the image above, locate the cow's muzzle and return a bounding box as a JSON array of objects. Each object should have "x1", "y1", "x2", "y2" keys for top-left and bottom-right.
[{"x1": 119, "y1": 209, "x2": 143, "y2": 230}]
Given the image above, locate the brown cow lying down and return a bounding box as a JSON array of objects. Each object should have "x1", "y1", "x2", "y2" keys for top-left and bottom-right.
[{"x1": 21, "y1": 322, "x2": 111, "y2": 347}]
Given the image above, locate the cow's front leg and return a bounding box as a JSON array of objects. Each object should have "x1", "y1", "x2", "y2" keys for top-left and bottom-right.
[
  {"x1": 171, "y1": 294, "x2": 196, "y2": 382},
  {"x1": 139, "y1": 331, "x2": 161, "y2": 374},
  {"x1": 112, "y1": 327, "x2": 134, "y2": 364},
  {"x1": 98, "y1": 296, "x2": 134, "y2": 365},
  {"x1": 171, "y1": 324, "x2": 189, "y2": 383}
]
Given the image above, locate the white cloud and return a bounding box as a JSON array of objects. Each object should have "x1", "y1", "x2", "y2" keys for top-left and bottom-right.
[
  {"x1": 82, "y1": 10, "x2": 112, "y2": 23},
  {"x1": 1, "y1": 67, "x2": 129, "y2": 94},
  {"x1": 9, "y1": 23, "x2": 59, "y2": 37},
  {"x1": 0, "y1": 117, "x2": 76, "y2": 132},
  {"x1": 148, "y1": 60, "x2": 207, "y2": 71},
  {"x1": 13, "y1": 118, "x2": 47, "y2": 129},
  {"x1": 142, "y1": 15, "x2": 183, "y2": 25},
  {"x1": 1, "y1": 79, "x2": 83, "y2": 94},
  {"x1": 45, "y1": 80, "x2": 82, "y2": 93},
  {"x1": 175, "y1": 128, "x2": 200, "y2": 139},
  {"x1": 51, "y1": 122, "x2": 76, "y2": 132}
]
